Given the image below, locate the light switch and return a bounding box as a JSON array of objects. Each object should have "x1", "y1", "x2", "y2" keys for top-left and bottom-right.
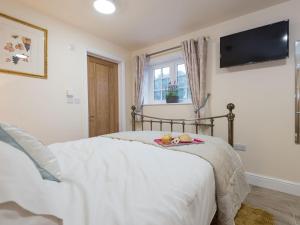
[
  {"x1": 66, "y1": 89, "x2": 74, "y2": 97},
  {"x1": 66, "y1": 97, "x2": 73, "y2": 104}
]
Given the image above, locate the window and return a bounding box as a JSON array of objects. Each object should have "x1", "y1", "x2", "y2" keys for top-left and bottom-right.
[{"x1": 144, "y1": 58, "x2": 191, "y2": 104}]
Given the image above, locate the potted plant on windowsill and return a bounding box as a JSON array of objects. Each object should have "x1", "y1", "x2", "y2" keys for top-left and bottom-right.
[{"x1": 166, "y1": 81, "x2": 179, "y2": 103}]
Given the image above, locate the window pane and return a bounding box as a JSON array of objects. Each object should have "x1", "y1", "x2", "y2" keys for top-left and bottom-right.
[
  {"x1": 154, "y1": 79, "x2": 162, "y2": 90},
  {"x1": 155, "y1": 69, "x2": 162, "y2": 79},
  {"x1": 177, "y1": 64, "x2": 186, "y2": 76},
  {"x1": 162, "y1": 78, "x2": 170, "y2": 90},
  {"x1": 178, "y1": 88, "x2": 187, "y2": 100},
  {"x1": 187, "y1": 88, "x2": 191, "y2": 99},
  {"x1": 162, "y1": 67, "x2": 170, "y2": 77},
  {"x1": 177, "y1": 75, "x2": 187, "y2": 87},
  {"x1": 154, "y1": 91, "x2": 161, "y2": 101},
  {"x1": 176, "y1": 63, "x2": 191, "y2": 102},
  {"x1": 162, "y1": 90, "x2": 167, "y2": 100}
]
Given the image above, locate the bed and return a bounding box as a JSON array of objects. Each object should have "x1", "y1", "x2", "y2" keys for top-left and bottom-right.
[{"x1": 0, "y1": 103, "x2": 250, "y2": 225}]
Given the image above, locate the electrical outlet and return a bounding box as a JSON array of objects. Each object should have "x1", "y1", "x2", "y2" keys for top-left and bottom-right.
[
  {"x1": 74, "y1": 98, "x2": 80, "y2": 104},
  {"x1": 233, "y1": 144, "x2": 247, "y2": 151}
]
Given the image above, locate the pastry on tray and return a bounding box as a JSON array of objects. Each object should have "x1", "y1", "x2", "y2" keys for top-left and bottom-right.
[
  {"x1": 179, "y1": 134, "x2": 193, "y2": 142},
  {"x1": 161, "y1": 134, "x2": 172, "y2": 144}
]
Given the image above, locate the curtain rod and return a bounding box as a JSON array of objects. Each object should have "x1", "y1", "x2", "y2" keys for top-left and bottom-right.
[
  {"x1": 146, "y1": 45, "x2": 181, "y2": 58},
  {"x1": 145, "y1": 36, "x2": 210, "y2": 58}
]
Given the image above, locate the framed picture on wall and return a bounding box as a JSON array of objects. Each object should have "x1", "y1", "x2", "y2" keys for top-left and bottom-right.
[{"x1": 0, "y1": 13, "x2": 48, "y2": 79}]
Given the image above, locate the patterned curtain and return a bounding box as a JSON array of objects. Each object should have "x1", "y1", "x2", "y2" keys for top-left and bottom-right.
[
  {"x1": 181, "y1": 37, "x2": 208, "y2": 118},
  {"x1": 134, "y1": 54, "x2": 147, "y2": 113}
]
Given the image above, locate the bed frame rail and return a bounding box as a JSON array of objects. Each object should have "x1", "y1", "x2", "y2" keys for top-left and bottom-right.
[{"x1": 131, "y1": 103, "x2": 235, "y2": 146}]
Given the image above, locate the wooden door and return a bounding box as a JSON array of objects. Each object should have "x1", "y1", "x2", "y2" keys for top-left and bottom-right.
[{"x1": 87, "y1": 56, "x2": 119, "y2": 137}]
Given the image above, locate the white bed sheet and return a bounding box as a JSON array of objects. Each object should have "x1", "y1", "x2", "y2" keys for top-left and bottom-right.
[
  {"x1": 49, "y1": 136, "x2": 216, "y2": 225},
  {"x1": 0, "y1": 141, "x2": 82, "y2": 225},
  {"x1": 0, "y1": 202, "x2": 62, "y2": 225}
]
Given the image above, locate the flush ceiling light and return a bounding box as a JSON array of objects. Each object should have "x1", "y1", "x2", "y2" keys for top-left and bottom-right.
[{"x1": 93, "y1": 0, "x2": 116, "y2": 15}]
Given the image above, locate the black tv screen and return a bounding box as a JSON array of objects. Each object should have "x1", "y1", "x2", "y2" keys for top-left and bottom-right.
[{"x1": 220, "y1": 20, "x2": 289, "y2": 68}]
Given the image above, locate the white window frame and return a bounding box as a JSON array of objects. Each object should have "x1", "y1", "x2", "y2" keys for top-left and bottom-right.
[{"x1": 145, "y1": 59, "x2": 192, "y2": 105}]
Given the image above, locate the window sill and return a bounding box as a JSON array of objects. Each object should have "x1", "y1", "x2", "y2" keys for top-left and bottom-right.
[{"x1": 143, "y1": 102, "x2": 193, "y2": 106}]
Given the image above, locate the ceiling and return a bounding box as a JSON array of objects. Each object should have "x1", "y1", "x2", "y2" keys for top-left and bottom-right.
[{"x1": 16, "y1": 0, "x2": 288, "y2": 50}]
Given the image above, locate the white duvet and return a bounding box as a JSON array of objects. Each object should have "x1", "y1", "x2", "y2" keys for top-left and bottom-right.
[
  {"x1": 48, "y1": 136, "x2": 216, "y2": 225},
  {"x1": 0, "y1": 136, "x2": 216, "y2": 225}
]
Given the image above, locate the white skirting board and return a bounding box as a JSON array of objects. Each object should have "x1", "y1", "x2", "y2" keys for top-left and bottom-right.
[{"x1": 245, "y1": 172, "x2": 300, "y2": 197}]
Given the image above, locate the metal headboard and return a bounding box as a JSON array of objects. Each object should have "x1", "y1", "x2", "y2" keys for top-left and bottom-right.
[{"x1": 131, "y1": 103, "x2": 235, "y2": 146}]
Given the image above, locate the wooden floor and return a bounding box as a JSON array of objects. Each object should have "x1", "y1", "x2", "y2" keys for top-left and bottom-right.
[{"x1": 244, "y1": 186, "x2": 300, "y2": 225}]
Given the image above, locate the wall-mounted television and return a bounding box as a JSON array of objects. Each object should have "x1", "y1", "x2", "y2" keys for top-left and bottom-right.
[{"x1": 220, "y1": 20, "x2": 289, "y2": 68}]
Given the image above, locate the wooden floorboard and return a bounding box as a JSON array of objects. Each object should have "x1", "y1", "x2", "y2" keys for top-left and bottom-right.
[
  {"x1": 211, "y1": 185, "x2": 300, "y2": 225},
  {"x1": 244, "y1": 186, "x2": 300, "y2": 225}
]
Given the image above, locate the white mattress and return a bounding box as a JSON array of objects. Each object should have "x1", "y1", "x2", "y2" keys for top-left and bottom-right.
[{"x1": 49, "y1": 136, "x2": 216, "y2": 225}]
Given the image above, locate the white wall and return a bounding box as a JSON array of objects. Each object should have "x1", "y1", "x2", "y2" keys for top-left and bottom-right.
[
  {"x1": 133, "y1": 0, "x2": 300, "y2": 183},
  {"x1": 0, "y1": 0, "x2": 132, "y2": 144}
]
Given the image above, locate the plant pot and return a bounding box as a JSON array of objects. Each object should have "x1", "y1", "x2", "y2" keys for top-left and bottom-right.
[{"x1": 166, "y1": 96, "x2": 179, "y2": 103}]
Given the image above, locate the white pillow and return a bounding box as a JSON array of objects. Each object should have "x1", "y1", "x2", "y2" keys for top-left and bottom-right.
[
  {"x1": 0, "y1": 141, "x2": 64, "y2": 220},
  {"x1": 0, "y1": 122, "x2": 61, "y2": 181}
]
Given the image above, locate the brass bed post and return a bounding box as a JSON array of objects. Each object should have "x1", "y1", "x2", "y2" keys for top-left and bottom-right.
[
  {"x1": 227, "y1": 103, "x2": 235, "y2": 146},
  {"x1": 210, "y1": 118, "x2": 214, "y2": 136},
  {"x1": 131, "y1": 105, "x2": 136, "y2": 131}
]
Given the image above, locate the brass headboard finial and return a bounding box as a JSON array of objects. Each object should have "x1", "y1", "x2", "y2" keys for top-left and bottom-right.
[
  {"x1": 131, "y1": 105, "x2": 136, "y2": 111},
  {"x1": 227, "y1": 103, "x2": 235, "y2": 112},
  {"x1": 227, "y1": 103, "x2": 235, "y2": 121}
]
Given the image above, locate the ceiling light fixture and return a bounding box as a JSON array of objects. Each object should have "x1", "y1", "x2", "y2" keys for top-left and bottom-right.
[{"x1": 93, "y1": 0, "x2": 116, "y2": 15}]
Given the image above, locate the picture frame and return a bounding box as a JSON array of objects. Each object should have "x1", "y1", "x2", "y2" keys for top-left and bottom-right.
[{"x1": 0, "y1": 13, "x2": 48, "y2": 79}]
